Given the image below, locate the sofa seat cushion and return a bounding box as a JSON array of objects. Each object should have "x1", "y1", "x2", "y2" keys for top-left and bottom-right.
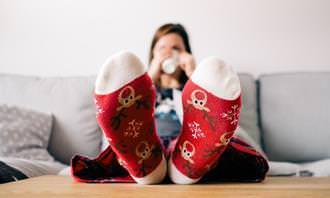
[
  {"x1": 0, "y1": 157, "x2": 66, "y2": 178},
  {"x1": 268, "y1": 159, "x2": 330, "y2": 177}
]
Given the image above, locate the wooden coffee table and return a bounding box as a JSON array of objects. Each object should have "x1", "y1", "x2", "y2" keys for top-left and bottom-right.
[{"x1": 0, "y1": 175, "x2": 330, "y2": 198}]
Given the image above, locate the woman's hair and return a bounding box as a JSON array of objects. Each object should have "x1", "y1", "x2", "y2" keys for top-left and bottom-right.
[{"x1": 148, "y1": 23, "x2": 192, "y2": 85}]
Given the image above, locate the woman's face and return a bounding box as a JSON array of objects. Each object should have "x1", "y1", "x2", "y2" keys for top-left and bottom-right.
[{"x1": 153, "y1": 33, "x2": 186, "y2": 58}]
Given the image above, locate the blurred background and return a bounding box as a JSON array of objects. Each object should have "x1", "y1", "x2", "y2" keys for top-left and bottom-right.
[{"x1": 1, "y1": 0, "x2": 330, "y2": 77}]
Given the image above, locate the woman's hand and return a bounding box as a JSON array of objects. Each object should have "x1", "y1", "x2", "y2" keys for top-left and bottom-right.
[
  {"x1": 147, "y1": 51, "x2": 171, "y2": 84},
  {"x1": 178, "y1": 52, "x2": 196, "y2": 77}
]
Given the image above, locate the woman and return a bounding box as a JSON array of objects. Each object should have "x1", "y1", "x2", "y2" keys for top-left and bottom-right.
[
  {"x1": 147, "y1": 23, "x2": 196, "y2": 149},
  {"x1": 148, "y1": 23, "x2": 195, "y2": 86}
]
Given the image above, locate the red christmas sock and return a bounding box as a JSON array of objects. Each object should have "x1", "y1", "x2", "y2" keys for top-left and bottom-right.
[
  {"x1": 94, "y1": 51, "x2": 166, "y2": 184},
  {"x1": 169, "y1": 57, "x2": 242, "y2": 184}
]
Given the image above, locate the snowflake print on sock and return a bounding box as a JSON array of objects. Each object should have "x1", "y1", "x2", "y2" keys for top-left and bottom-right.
[
  {"x1": 221, "y1": 104, "x2": 241, "y2": 125},
  {"x1": 94, "y1": 98, "x2": 104, "y2": 117},
  {"x1": 188, "y1": 121, "x2": 205, "y2": 139},
  {"x1": 124, "y1": 119, "x2": 143, "y2": 138}
]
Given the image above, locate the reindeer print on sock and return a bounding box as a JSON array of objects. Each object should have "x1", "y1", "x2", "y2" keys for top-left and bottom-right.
[
  {"x1": 203, "y1": 132, "x2": 234, "y2": 158},
  {"x1": 116, "y1": 86, "x2": 142, "y2": 111},
  {"x1": 185, "y1": 89, "x2": 217, "y2": 131},
  {"x1": 179, "y1": 140, "x2": 196, "y2": 164},
  {"x1": 110, "y1": 85, "x2": 150, "y2": 130},
  {"x1": 133, "y1": 141, "x2": 162, "y2": 177},
  {"x1": 187, "y1": 89, "x2": 210, "y2": 112},
  {"x1": 135, "y1": 141, "x2": 154, "y2": 164},
  {"x1": 175, "y1": 140, "x2": 196, "y2": 178}
]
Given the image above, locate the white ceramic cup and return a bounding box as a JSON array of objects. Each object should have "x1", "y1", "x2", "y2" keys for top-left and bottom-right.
[{"x1": 161, "y1": 50, "x2": 179, "y2": 74}]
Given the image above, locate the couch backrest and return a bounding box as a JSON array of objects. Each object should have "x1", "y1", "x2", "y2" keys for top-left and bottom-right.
[
  {"x1": 259, "y1": 72, "x2": 330, "y2": 162},
  {"x1": 0, "y1": 72, "x2": 263, "y2": 165},
  {"x1": 0, "y1": 74, "x2": 102, "y2": 164}
]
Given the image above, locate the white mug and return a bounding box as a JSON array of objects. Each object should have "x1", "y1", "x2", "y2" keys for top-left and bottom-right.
[{"x1": 161, "y1": 50, "x2": 179, "y2": 74}]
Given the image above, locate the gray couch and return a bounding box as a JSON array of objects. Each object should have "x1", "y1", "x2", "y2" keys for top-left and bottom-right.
[{"x1": 0, "y1": 72, "x2": 329, "y2": 178}]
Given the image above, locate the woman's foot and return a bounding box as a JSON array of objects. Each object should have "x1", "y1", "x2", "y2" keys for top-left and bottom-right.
[
  {"x1": 94, "y1": 51, "x2": 166, "y2": 184},
  {"x1": 169, "y1": 57, "x2": 242, "y2": 184}
]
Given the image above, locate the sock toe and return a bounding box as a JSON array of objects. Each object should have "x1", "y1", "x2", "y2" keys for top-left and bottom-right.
[
  {"x1": 95, "y1": 51, "x2": 146, "y2": 95},
  {"x1": 191, "y1": 57, "x2": 241, "y2": 100}
]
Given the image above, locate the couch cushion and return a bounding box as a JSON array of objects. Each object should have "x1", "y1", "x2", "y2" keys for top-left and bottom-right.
[
  {"x1": 237, "y1": 73, "x2": 261, "y2": 147},
  {"x1": 0, "y1": 74, "x2": 101, "y2": 164},
  {"x1": 259, "y1": 72, "x2": 330, "y2": 162}
]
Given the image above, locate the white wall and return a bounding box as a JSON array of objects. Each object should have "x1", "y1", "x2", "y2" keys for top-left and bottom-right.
[{"x1": 1, "y1": 0, "x2": 330, "y2": 77}]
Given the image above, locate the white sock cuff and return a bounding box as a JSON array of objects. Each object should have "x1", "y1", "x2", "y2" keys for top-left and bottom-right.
[
  {"x1": 132, "y1": 155, "x2": 167, "y2": 185},
  {"x1": 168, "y1": 157, "x2": 200, "y2": 184},
  {"x1": 95, "y1": 51, "x2": 146, "y2": 95},
  {"x1": 191, "y1": 57, "x2": 241, "y2": 100}
]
